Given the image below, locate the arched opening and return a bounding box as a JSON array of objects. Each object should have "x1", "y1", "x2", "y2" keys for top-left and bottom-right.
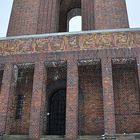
[
  {"x1": 48, "y1": 89, "x2": 66, "y2": 135},
  {"x1": 44, "y1": 66, "x2": 67, "y2": 135},
  {"x1": 59, "y1": 0, "x2": 81, "y2": 32},
  {"x1": 67, "y1": 8, "x2": 82, "y2": 32},
  {"x1": 69, "y1": 16, "x2": 82, "y2": 32}
]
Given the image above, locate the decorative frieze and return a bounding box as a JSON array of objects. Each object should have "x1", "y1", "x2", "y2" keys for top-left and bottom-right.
[{"x1": 0, "y1": 31, "x2": 140, "y2": 56}]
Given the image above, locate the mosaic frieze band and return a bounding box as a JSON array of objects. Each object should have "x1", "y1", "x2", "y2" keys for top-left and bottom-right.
[{"x1": 0, "y1": 31, "x2": 140, "y2": 56}]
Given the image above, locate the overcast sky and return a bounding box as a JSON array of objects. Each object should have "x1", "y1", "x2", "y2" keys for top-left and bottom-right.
[{"x1": 0, "y1": 0, "x2": 140, "y2": 37}]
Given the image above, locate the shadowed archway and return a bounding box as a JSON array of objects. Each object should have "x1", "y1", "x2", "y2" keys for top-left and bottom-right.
[
  {"x1": 46, "y1": 80, "x2": 66, "y2": 135},
  {"x1": 49, "y1": 89, "x2": 66, "y2": 135}
]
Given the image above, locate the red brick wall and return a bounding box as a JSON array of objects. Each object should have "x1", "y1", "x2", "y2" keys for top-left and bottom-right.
[
  {"x1": 78, "y1": 65, "x2": 104, "y2": 135},
  {"x1": 10, "y1": 67, "x2": 34, "y2": 135},
  {"x1": 7, "y1": 0, "x2": 129, "y2": 36},
  {"x1": 82, "y1": 0, "x2": 129, "y2": 30},
  {"x1": 113, "y1": 64, "x2": 140, "y2": 134},
  {"x1": 37, "y1": 0, "x2": 60, "y2": 33},
  {"x1": 94, "y1": 0, "x2": 129, "y2": 29},
  {"x1": 7, "y1": 0, "x2": 40, "y2": 36},
  {"x1": 0, "y1": 70, "x2": 4, "y2": 94}
]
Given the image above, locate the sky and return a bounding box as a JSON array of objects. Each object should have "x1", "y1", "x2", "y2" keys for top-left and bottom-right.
[{"x1": 0, "y1": 0, "x2": 140, "y2": 37}]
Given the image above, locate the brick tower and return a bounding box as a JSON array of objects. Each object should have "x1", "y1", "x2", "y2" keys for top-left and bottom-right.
[
  {"x1": 7, "y1": 0, "x2": 129, "y2": 36},
  {"x1": 0, "y1": 0, "x2": 140, "y2": 140}
]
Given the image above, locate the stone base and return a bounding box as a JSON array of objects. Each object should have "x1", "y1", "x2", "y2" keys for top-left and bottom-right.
[
  {"x1": 1, "y1": 134, "x2": 140, "y2": 140},
  {"x1": 105, "y1": 134, "x2": 140, "y2": 140},
  {"x1": 41, "y1": 135, "x2": 64, "y2": 140},
  {"x1": 116, "y1": 136, "x2": 135, "y2": 140},
  {"x1": 2, "y1": 135, "x2": 28, "y2": 140}
]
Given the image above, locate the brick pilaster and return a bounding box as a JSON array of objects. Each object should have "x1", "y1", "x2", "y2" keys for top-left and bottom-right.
[
  {"x1": 136, "y1": 57, "x2": 140, "y2": 93},
  {"x1": 101, "y1": 58, "x2": 116, "y2": 134},
  {"x1": 29, "y1": 62, "x2": 45, "y2": 140},
  {"x1": 0, "y1": 63, "x2": 13, "y2": 135},
  {"x1": 65, "y1": 59, "x2": 78, "y2": 140},
  {"x1": 81, "y1": 0, "x2": 95, "y2": 30},
  {"x1": 37, "y1": 0, "x2": 60, "y2": 33}
]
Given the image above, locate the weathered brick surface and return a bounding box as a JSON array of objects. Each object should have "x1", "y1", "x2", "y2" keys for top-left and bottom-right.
[
  {"x1": 10, "y1": 67, "x2": 34, "y2": 135},
  {"x1": 7, "y1": 0, "x2": 129, "y2": 35},
  {"x1": 37, "y1": 0, "x2": 60, "y2": 33},
  {"x1": 94, "y1": 0, "x2": 129, "y2": 29},
  {"x1": 7, "y1": 0, "x2": 40, "y2": 36},
  {"x1": 0, "y1": 70, "x2": 4, "y2": 94},
  {"x1": 0, "y1": 0, "x2": 140, "y2": 139},
  {"x1": 81, "y1": 0, "x2": 95, "y2": 30},
  {"x1": 0, "y1": 64, "x2": 13, "y2": 135},
  {"x1": 78, "y1": 65, "x2": 104, "y2": 135},
  {"x1": 113, "y1": 63, "x2": 140, "y2": 134},
  {"x1": 29, "y1": 62, "x2": 45, "y2": 140},
  {"x1": 65, "y1": 59, "x2": 78, "y2": 140},
  {"x1": 0, "y1": 29, "x2": 140, "y2": 139},
  {"x1": 102, "y1": 58, "x2": 116, "y2": 134}
]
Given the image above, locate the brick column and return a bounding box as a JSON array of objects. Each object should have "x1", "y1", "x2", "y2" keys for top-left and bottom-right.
[
  {"x1": 0, "y1": 63, "x2": 13, "y2": 135},
  {"x1": 81, "y1": 0, "x2": 95, "y2": 30},
  {"x1": 65, "y1": 59, "x2": 78, "y2": 140},
  {"x1": 29, "y1": 62, "x2": 46, "y2": 140},
  {"x1": 137, "y1": 57, "x2": 140, "y2": 91},
  {"x1": 101, "y1": 58, "x2": 116, "y2": 134},
  {"x1": 37, "y1": 0, "x2": 60, "y2": 33}
]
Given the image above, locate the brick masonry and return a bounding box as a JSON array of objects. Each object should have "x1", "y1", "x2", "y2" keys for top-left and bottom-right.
[
  {"x1": 113, "y1": 63, "x2": 140, "y2": 134},
  {"x1": 94, "y1": 0, "x2": 129, "y2": 29},
  {"x1": 7, "y1": 0, "x2": 40, "y2": 36},
  {"x1": 0, "y1": 29, "x2": 140, "y2": 140},
  {"x1": 29, "y1": 62, "x2": 45, "y2": 140},
  {"x1": 102, "y1": 58, "x2": 116, "y2": 134},
  {"x1": 78, "y1": 65, "x2": 104, "y2": 135},
  {"x1": 9, "y1": 67, "x2": 34, "y2": 135},
  {"x1": 7, "y1": 0, "x2": 129, "y2": 36},
  {"x1": 0, "y1": 30, "x2": 140, "y2": 56},
  {"x1": 0, "y1": 0, "x2": 140, "y2": 139},
  {"x1": 65, "y1": 59, "x2": 78, "y2": 140},
  {"x1": 0, "y1": 63, "x2": 13, "y2": 135}
]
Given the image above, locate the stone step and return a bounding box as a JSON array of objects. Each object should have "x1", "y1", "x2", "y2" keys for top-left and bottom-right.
[
  {"x1": 41, "y1": 135, "x2": 103, "y2": 140},
  {"x1": 3, "y1": 135, "x2": 28, "y2": 140},
  {"x1": 41, "y1": 135, "x2": 64, "y2": 140},
  {"x1": 78, "y1": 135, "x2": 103, "y2": 140},
  {"x1": 2, "y1": 135, "x2": 140, "y2": 140}
]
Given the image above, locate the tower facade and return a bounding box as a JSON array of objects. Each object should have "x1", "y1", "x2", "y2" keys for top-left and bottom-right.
[
  {"x1": 7, "y1": 0, "x2": 129, "y2": 36},
  {"x1": 0, "y1": 1, "x2": 140, "y2": 140}
]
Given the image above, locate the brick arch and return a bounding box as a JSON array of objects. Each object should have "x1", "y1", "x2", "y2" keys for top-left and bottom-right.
[
  {"x1": 59, "y1": 0, "x2": 81, "y2": 32},
  {"x1": 67, "y1": 8, "x2": 81, "y2": 31},
  {"x1": 46, "y1": 79, "x2": 66, "y2": 98},
  {"x1": 43, "y1": 79, "x2": 66, "y2": 134}
]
